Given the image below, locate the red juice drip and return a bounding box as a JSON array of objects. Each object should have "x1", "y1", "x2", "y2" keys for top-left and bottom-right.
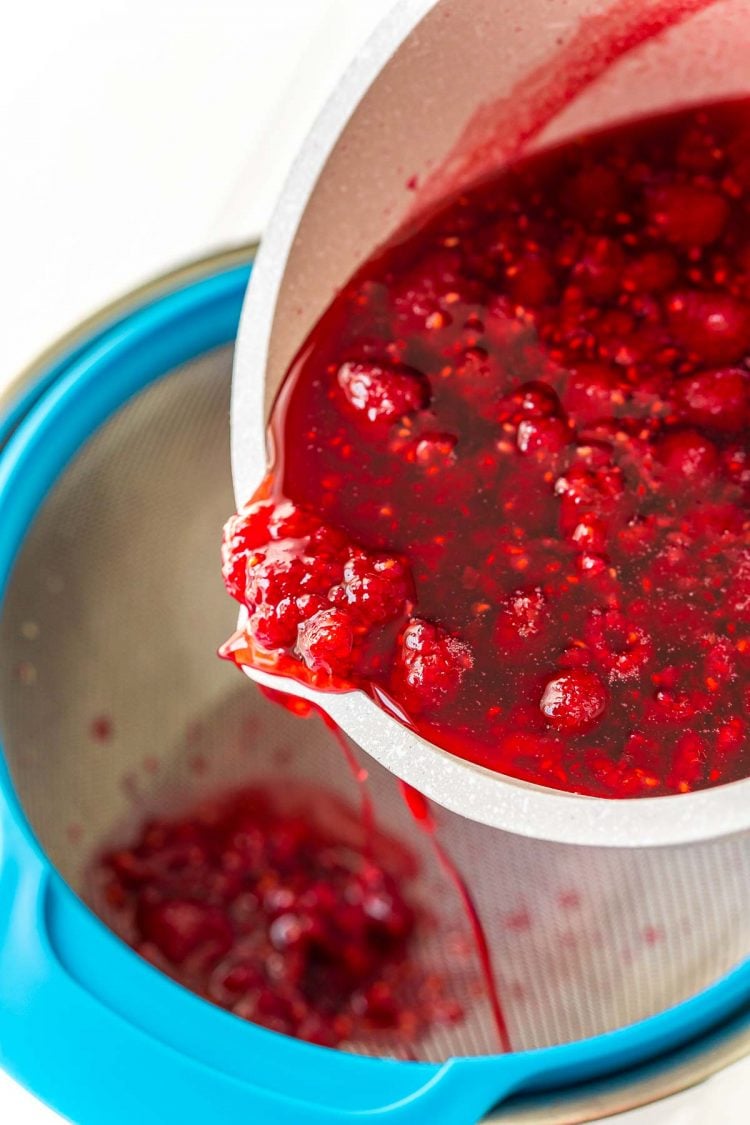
[
  {"x1": 400, "y1": 781, "x2": 512, "y2": 1054},
  {"x1": 317, "y1": 708, "x2": 377, "y2": 847},
  {"x1": 256, "y1": 684, "x2": 375, "y2": 841}
]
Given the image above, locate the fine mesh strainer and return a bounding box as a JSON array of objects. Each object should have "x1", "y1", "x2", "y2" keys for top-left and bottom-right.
[
  {"x1": 2, "y1": 329, "x2": 749, "y2": 1063},
  {"x1": 228, "y1": 0, "x2": 750, "y2": 1091},
  {"x1": 0, "y1": 253, "x2": 748, "y2": 1125}
]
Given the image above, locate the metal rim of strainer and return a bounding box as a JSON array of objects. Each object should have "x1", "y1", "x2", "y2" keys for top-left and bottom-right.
[
  {"x1": 0, "y1": 245, "x2": 748, "y2": 1124},
  {"x1": 230, "y1": 0, "x2": 750, "y2": 851}
]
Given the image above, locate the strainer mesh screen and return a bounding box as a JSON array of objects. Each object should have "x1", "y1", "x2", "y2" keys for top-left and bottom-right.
[{"x1": 0, "y1": 346, "x2": 748, "y2": 1061}]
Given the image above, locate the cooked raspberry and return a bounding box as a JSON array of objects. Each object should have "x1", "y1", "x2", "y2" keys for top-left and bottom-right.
[
  {"x1": 656, "y1": 429, "x2": 718, "y2": 484},
  {"x1": 394, "y1": 619, "x2": 473, "y2": 709},
  {"x1": 268, "y1": 501, "x2": 322, "y2": 540},
  {"x1": 591, "y1": 309, "x2": 637, "y2": 360},
  {"x1": 391, "y1": 251, "x2": 481, "y2": 332},
  {"x1": 702, "y1": 634, "x2": 736, "y2": 687},
  {"x1": 667, "y1": 291, "x2": 750, "y2": 364},
  {"x1": 570, "y1": 514, "x2": 608, "y2": 554},
  {"x1": 246, "y1": 553, "x2": 310, "y2": 610},
  {"x1": 296, "y1": 608, "x2": 354, "y2": 675},
  {"x1": 717, "y1": 716, "x2": 745, "y2": 762},
  {"x1": 540, "y1": 670, "x2": 607, "y2": 732},
  {"x1": 555, "y1": 459, "x2": 625, "y2": 535},
  {"x1": 585, "y1": 609, "x2": 652, "y2": 681},
  {"x1": 622, "y1": 250, "x2": 678, "y2": 294},
  {"x1": 308, "y1": 523, "x2": 351, "y2": 558},
  {"x1": 495, "y1": 587, "x2": 547, "y2": 646},
  {"x1": 564, "y1": 164, "x2": 622, "y2": 218},
  {"x1": 646, "y1": 184, "x2": 729, "y2": 246},
  {"x1": 507, "y1": 254, "x2": 556, "y2": 307},
  {"x1": 516, "y1": 416, "x2": 569, "y2": 455},
  {"x1": 676, "y1": 125, "x2": 725, "y2": 172},
  {"x1": 572, "y1": 237, "x2": 625, "y2": 301},
  {"x1": 498, "y1": 380, "x2": 562, "y2": 424},
  {"x1": 726, "y1": 549, "x2": 750, "y2": 620},
  {"x1": 413, "y1": 433, "x2": 458, "y2": 472},
  {"x1": 667, "y1": 732, "x2": 707, "y2": 790},
  {"x1": 622, "y1": 731, "x2": 661, "y2": 774},
  {"x1": 221, "y1": 500, "x2": 274, "y2": 600},
  {"x1": 672, "y1": 368, "x2": 750, "y2": 432},
  {"x1": 333, "y1": 553, "x2": 412, "y2": 626},
  {"x1": 337, "y1": 360, "x2": 429, "y2": 423},
  {"x1": 652, "y1": 682, "x2": 711, "y2": 722},
  {"x1": 137, "y1": 899, "x2": 233, "y2": 965},
  {"x1": 722, "y1": 444, "x2": 750, "y2": 486},
  {"x1": 562, "y1": 365, "x2": 622, "y2": 426},
  {"x1": 687, "y1": 501, "x2": 745, "y2": 538},
  {"x1": 248, "y1": 599, "x2": 303, "y2": 650}
]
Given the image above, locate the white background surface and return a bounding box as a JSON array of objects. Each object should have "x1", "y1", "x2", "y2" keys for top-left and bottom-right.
[{"x1": 0, "y1": 1, "x2": 748, "y2": 1121}]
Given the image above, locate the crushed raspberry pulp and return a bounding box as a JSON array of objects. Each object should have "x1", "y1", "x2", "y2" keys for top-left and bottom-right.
[
  {"x1": 95, "y1": 782, "x2": 465, "y2": 1048},
  {"x1": 224, "y1": 100, "x2": 750, "y2": 797}
]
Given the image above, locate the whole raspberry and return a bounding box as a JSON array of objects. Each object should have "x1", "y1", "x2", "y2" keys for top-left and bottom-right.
[
  {"x1": 646, "y1": 184, "x2": 729, "y2": 247},
  {"x1": 668, "y1": 291, "x2": 750, "y2": 364},
  {"x1": 540, "y1": 670, "x2": 607, "y2": 732},
  {"x1": 393, "y1": 619, "x2": 473, "y2": 710},
  {"x1": 332, "y1": 553, "x2": 412, "y2": 627},
  {"x1": 672, "y1": 368, "x2": 750, "y2": 433},
  {"x1": 221, "y1": 500, "x2": 274, "y2": 601},
  {"x1": 572, "y1": 236, "x2": 625, "y2": 301},
  {"x1": 562, "y1": 365, "x2": 622, "y2": 426},
  {"x1": 507, "y1": 254, "x2": 556, "y2": 308},
  {"x1": 622, "y1": 250, "x2": 678, "y2": 294},
  {"x1": 656, "y1": 429, "x2": 718, "y2": 485},
  {"x1": 337, "y1": 361, "x2": 429, "y2": 423},
  {"x1": 497, "y1": 380, "x2": 562, "y2": 424},
  {"x1": 296, "y1": 608, "x2": 354, "y2": 675},
  {"x1": 516, "y1": 416, "x2": 570, "y2": 456}
]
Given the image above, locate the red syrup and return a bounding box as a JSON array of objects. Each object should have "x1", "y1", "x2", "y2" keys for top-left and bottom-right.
[
  {"x1": 94, "y1": 778, "x2": 466, "y2": 1050},
  {"x1": 223, "y1": 98, "x2": 750, "y2": 798}
]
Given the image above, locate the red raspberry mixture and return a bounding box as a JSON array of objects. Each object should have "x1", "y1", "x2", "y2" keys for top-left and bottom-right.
[
  {"x1": 224, "y1": 100, "x2": 750, "y2": 797},
  {"x1": 95, "y1": 785, "x2": 461, "y2": 1048}
]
